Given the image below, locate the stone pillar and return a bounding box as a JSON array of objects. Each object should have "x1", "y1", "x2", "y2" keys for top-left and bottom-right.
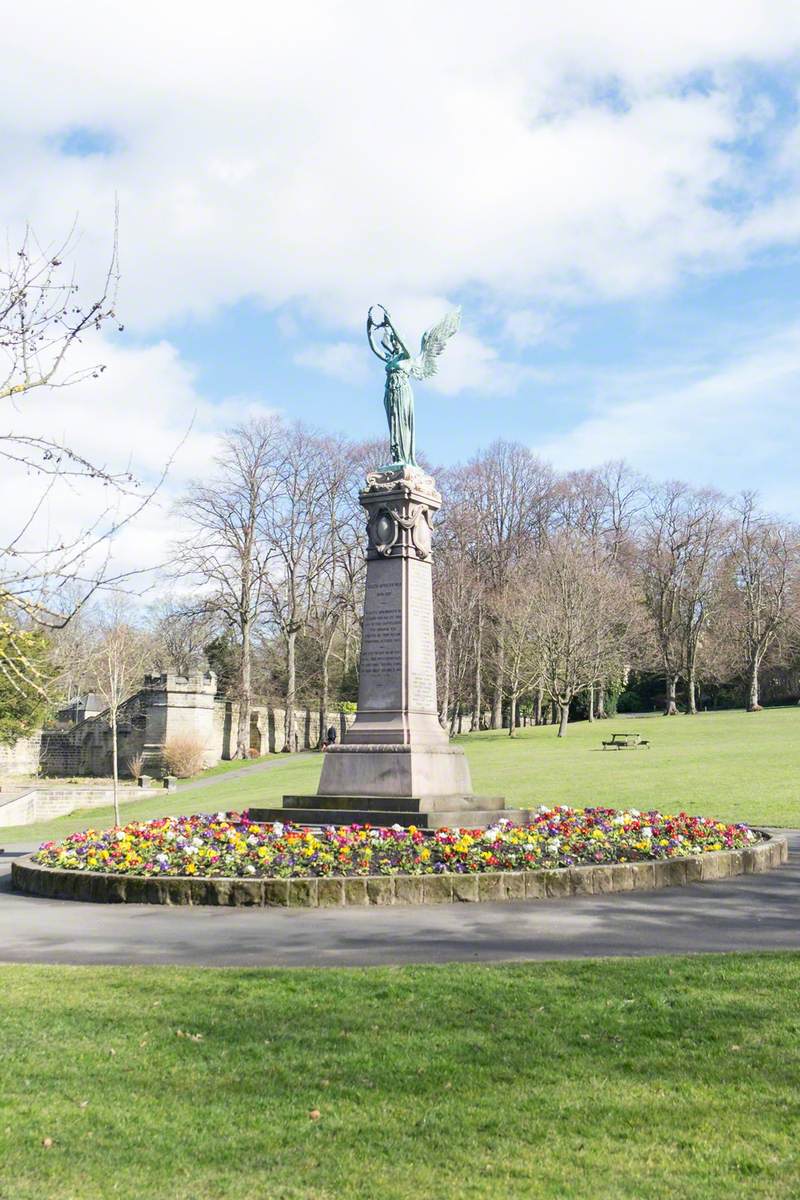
[
  {"x1": 316, "y1": 465, "x2": 472, "y2": 799},
  {"x1": 249, "y1": 465, "x2": 522, "y2": 829}
]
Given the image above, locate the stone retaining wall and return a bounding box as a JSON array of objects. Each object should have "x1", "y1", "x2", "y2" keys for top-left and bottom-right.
[
  {"x1": 0, "y1": 786, "x2": 160, "y2": 828},
  {"x1": 11, "y1": 833, "x2": 787, "y2": 906}
]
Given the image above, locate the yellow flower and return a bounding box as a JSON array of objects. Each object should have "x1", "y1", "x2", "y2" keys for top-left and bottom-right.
[{"x1": 185, "y1": 862, "x2": 197, "y2": 874}]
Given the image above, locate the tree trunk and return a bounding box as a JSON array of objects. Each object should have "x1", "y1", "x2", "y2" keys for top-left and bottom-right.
[
  {"x1": 587, "y1": 684, "x2": 595, "y2": 723},
  {"x1": 235, "y1": 615, "x2": 252, "y2": 759},
  {"x1": 111, "y1": 708, "x2": 120, "y2": 826},
  {"x1": 491, "y1": 684, "x2": 503, "y2": 729},
  {"x1": 687, "y1": 662, "x2": 697, "y2": 715},
  {"x1": 747, "y1": 656, "x2": 763, "y2": 711},
  {"x1": 491, "y1": 632, "x2": 505, "y2": 728},
  {"x1": 597, "y1": 687, "x2": 606, "y2": 719},
  {"x1": 557, "y1": 703, "x2": 569, "y2": 738},
  {"x1": 471, "y1": 616, "x2": 482, "y2": 732},
  {"x1": 318, "y1": 644, "x2": 331, "y2": 748},
  {"x1": 534, "y1": 684, "x2": 543, "y2": 726},
  {"x1": 665, "y1": 673, "x2": 679, "y2": 716},
  {"x1": 284, "y1": 629, "x2": 297, "y2": 751},
  {"x1": 508, "y1": 691, "x2": 518, "y2": 737}
]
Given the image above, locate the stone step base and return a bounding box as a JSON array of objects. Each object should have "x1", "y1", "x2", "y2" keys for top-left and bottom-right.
[
  {"x1": 249, "y1": 804, "x2": 527, "y2": 830},
  {"x1": 282, "y1": 793, "x2": 507, "y2": 813}
]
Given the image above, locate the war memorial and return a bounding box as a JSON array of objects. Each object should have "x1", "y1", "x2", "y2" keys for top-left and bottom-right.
[{"x1": 252, "y1": 306, "x2": 524, "y2": 829}]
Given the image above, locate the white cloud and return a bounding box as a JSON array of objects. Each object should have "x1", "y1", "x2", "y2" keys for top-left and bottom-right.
[
  {"x1": 537, "y1": 321, "x2": 800, "y2": 513},
  {"x1": 0, "y1": 1, "x2": 799, "y2": 337},
  {"x1": 0, "y1": 336, "x2": 279, "y2": 591},
  {"x1": 293, "y1": 341, "x2": 369, "y2": 385}
]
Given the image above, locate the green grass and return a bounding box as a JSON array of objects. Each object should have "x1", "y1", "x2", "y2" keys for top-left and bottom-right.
[
  {"x1": 4, "y1": 707, "x2": 799, "y2": 845},
  {"x1": 1, "y1": 956, "x2": 799, "y2": 1199}
]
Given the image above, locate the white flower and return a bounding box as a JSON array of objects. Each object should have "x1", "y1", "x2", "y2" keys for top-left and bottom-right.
[
  {"x1": 391, "y1": 824, "x2": 404, "y2": 832},
  {"x1": 116, "y1": 831, "x2": 127, "y2": 842},
  {"x1": 247, "y1": 834, "x2": 259, "y2": 845},
  {"x1": 245, "y1": 864, "x2": 256, "y2": 874},
  {"x1": 272, "y1": 822, "x2": 284, "y2": 837},
  {"x1": 629, "y1": 809, "x2": 640, "y2": 818},
  {"x1": 217, "y1": 811, "x2": 227, "y2": 821},
  {"x1": 547, "y1": 838, "x2": 561, "y2": 853},
  {"x1": 156, "y1": 853, "x2": 170, "y2": 864},
  {"x1": 641, "y1": 827, "x2": 652, "y2": 839}
]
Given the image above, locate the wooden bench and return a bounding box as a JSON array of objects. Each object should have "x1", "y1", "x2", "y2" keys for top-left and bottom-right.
[{"x1": 601, "y1": 732, "x2": 650, "y2": 750}]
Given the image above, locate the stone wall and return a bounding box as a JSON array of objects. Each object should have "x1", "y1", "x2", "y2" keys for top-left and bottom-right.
[
  {"x1": 35, "y1": 670, "x2": 355, "y2": 779},
  {"x1": 0, "y1": 785, "x2": 159, "y2": 828},
  {"x1": 0, "y1": 733, "x2": 42, "y2": 776}
]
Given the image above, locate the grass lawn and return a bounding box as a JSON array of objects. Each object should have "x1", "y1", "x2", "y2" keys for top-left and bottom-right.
[
  {"x1": 1, "y1": 955, "x2": 799, "y2": 1200},
  {"x1": 4, "y1": 706, "x2": 799, "y2": 845}
]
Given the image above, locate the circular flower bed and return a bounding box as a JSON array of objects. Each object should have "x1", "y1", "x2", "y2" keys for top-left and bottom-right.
[{"x1": 34, "y1": 807, "x2": 758, "y2": 879}]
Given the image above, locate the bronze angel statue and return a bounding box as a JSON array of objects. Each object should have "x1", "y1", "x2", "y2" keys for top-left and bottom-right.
[{"x1": 367, "y1": 304, "x2": 461, "y2": 467}]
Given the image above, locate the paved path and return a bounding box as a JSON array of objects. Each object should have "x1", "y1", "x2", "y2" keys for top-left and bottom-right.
[
  {"x1": 175, "y1": 752, "x2": 315, "y2": 793},
  {"x1": 1, "y1": 833, "x2": 798, "y2": 968}
]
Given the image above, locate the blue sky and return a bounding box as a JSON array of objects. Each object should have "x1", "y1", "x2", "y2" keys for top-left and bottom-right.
[{"x1": 2, "y1": 0, "x2": 800, "y2": 574}]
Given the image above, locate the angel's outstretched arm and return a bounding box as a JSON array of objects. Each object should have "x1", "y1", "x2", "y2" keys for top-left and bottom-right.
[{"x1": 367, "y1": 321, "x2": 391, "y2": 362}]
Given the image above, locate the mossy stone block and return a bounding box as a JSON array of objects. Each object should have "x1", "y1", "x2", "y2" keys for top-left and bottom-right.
[
  {"x1": 524, "y1": 871, "x2": 546, "y2": 900},
  {"x1": 318, "y1": 878, "x2": 345, "y2": 907},
  {"x1": 452, "y1": 874, "x2": 479, "y2": 902},
  {"x1": 288, "y1": 878, "x2": 317, "y2": 907},
  {"x1": 395, "y1": 876, "x2": 423, "y2": 905},
  {"x1": 342, "y1": 877, "x2": 367, "y2": 906},
  {"x1": 610, "y1": 865, "x2": 634, "y2": 892},
  {"x1": 366, "y1": 876, "x2": 394, "y2": 905},
  {"x1": 263, "y1": 878, "x2": 290, "y2": 907},
  {"x1": 544, "y1": 869, "x2": 572, "y2": 898},
  {"x1": 569, "y1": 867, "x2": 594, "y2": 896},
  {"x1": 477, "y1": 874, "x2": 504, "y2": 903},
  {"x1": 422, "y1": 875, "x2": 454, "y2": 904},
  {"x1": 501, "y1": 872, "x2": 526, "y2": 901}
]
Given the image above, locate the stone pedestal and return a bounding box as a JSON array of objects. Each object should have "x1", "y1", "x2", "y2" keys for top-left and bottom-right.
[{"x1": 251, "y1": 466, "x2": 520, "y2": 829}]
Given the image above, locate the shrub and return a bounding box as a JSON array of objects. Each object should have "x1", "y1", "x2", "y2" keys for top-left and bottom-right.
[
  {"x1": 126, "y1": 753, "x2": 145, "y2": 780},
  {"x1": 161, "y1": 735, "x2": 207, "y2": 779}
]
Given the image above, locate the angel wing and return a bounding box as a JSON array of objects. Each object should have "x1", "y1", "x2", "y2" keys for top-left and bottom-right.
[{"x1": 409, "y1": 307, "x2": 461, "y2": 379}]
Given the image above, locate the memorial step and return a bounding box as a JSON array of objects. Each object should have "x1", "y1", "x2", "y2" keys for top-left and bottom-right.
[
  {"x1": 248, "y1": 805, "x2": 528, "y2": 830},
  {"x1": 281, "y1": 793, "x2": 507, "y2": 813}
]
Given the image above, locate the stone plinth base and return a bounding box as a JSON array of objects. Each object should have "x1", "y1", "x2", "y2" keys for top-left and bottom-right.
[
  {"x1": 317, "y1": 743, "x2": 473, "y2": 799},
  {"x1": 249, "y1": 798, "x2": 526, "y2": 830}
]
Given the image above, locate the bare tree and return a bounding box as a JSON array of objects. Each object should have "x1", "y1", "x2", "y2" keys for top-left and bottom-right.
[
  {"x1": 260, "y1": 423, "x2": 328, "y2": 753},
  {"x1": 174, "y1": 418, "x2": 282, "y2": 758},
  {"x1": 676, "y1": 491, "x2": 730, "y2": 714},
  {"x1": 495, "y1": 558, "x2": 543, "y2": 737},
  {"x1": 532, "y1": 537, "x2": 631, "y2": 737},
  {"x1": 148, "y1": 596, "x2": 218, "y2": 675},
  {"x1": 730, "y1": 494, "x2": 797, "y2": 711},
  {"x1": 87, "y1": 604, "x2": 153, "y2": 824},
  {"x1": 304, "y1": 437, "x2": 365, "y2": 742},
  {"x1": 0, "y1": 218, "x2": 173, "y2": 696},
  {"x1": 444, "y1": 441, "x2": 556, "y2": 729},
  {"x1": 639, "y1": 482, "x2": 693, "y2": 715}
]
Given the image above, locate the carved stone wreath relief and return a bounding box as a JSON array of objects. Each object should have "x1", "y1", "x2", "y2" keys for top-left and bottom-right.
[{"x1": 368, "y1": 501, "x2": 433, "y2": 559}]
